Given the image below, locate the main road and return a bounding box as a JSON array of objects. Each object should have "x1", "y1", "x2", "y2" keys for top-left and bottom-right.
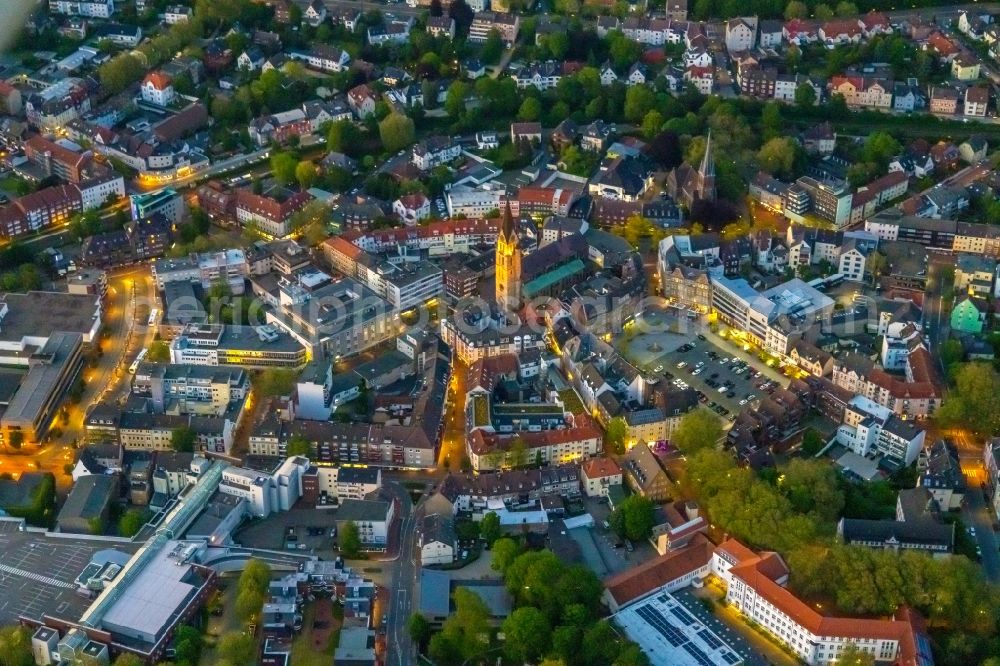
[{"x1": 382, "y1": 479, "x2": 424, "y2": 666}]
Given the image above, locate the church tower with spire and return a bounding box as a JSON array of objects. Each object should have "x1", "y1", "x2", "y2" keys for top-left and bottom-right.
[
  {"x1": 697, "y1": 129, "x2": 717, "y2": 202},
  {"x1": 495, "y1": 201, "x2": 522, "y2": 309}
]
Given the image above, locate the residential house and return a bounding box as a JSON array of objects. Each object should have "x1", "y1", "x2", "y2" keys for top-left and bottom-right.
[
  {"x1": 347, "y1": 85, "x2": 377, "y2": 119},
  {"x1": 581, "y1": 457, "x2": 623, "y2": 497},
  {"x1": 393, "y1": 193, "x2": 431, "y2": 225},
  {"x1": 960, "y1": 135, "x2": 988, "y2": 163},
  {"x1": 510, "y1": 122, "x2": 542, "y2": 145},
  {"x1": 469, "y1": 12, "x2": 520, "y2": 45},
  {"x1": 426, "y1": 16, "x2": 455, "y2": 39},
  {"x1": 420, "y1": 514, "x2": 456, "y2": 565},
  {"x1": 725, "y1": 17, "x2": 756, "y2": 53},
  {"x1": 621, "y1": 442, "x2": 673, "y2": 502},
  {"x1": 965, "y1": 87, "x2": 989, "y2": 117},
  {"x1": 951, "y1": 54, "x2": 981, "y2": 81},
  {"x1": 929, "y1": 86, "x2": 960, "y2": 114},
  {"x1": 951, "y1": 295, "x2": 987, "y2": 334},
  {"x1": 829, "y1": 76, "x2": 892, "y2": 110},
  {"x1": 140, "y1": 72, "x2": 175, "y2": 107},
  {"x1": 303, "y1": 0, "x2": 327, "y2": 26}
]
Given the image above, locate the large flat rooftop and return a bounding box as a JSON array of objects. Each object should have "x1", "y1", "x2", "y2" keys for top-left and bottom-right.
[
  {"x1": 0, "y1": 520, "x2": 140, "y2": 625},
  {"x1": 0, "y1": 292, "x2": 100, "y2": 347}
]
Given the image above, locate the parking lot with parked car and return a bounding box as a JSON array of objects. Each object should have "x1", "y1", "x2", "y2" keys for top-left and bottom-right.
[{"x1": 640, "y1": 334, "x2": 786, "y2": 418}]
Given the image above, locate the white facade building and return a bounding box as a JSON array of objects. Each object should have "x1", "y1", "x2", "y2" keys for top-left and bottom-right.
[{"x1": 219, "y1": 457, "x2": 309, "y2": 517}]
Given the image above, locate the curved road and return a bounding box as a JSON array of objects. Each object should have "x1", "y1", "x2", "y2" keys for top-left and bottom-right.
[{"x1": 383, "y1": 479, "x2": 425, "y2": 666}]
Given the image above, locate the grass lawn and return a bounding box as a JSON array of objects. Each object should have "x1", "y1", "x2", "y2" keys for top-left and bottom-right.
[
  {"x1": 291, "y1": 599, "x2": 343, "y2": 666},
  {"x1": 199, "y1": 577, "x2": 251, "y2": 666}
]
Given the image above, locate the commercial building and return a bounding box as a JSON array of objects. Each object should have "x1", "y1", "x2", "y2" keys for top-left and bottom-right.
[
  {"x1": 218, "y1": 456, "x2": 309, "y2": 517},
  {"x1": 335, "y1": 499, "x2": 396, "y2": 549},
  {"x1": 835, "y1": 395, "x2": 927, "y2": 466},
  {"x1": 151, "y1": 249, "x2": 249, "y2": 295},
  {"x1": 0, "y1": 332, "x2": 84, "y2": 446},
  {"x1": 169, "y1": 323, "x2": 307, "y2": 369},
  {"x1": 307, "y1": 466, "x2": 382, "y2": 504},
  {"x1": 264, "y1": 278, "x2": 400, "y2": 360},
  {"x1": 711, "y1": 276, "x2": 835, "y2": 356},
  {"x1": 130, "y1": 189, "x2": 186, "y2": 225},
  {"x1": 132, "y1": 363, "x2": 249, "y2": 416}
]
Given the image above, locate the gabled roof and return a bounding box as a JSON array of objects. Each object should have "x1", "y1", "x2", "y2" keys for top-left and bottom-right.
[{"x1": 603, "y1": 533, "x2": 713, "y2": 607}]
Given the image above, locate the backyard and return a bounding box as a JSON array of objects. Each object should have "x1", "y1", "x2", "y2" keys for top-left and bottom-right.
[{"x1": 291, "y1": 598, "x2": 343, "y2": 666}]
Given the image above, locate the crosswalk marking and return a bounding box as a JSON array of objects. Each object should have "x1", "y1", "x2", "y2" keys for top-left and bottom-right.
[{"x1": 0, "y1": 563, "x2": 74, "y2": 589}]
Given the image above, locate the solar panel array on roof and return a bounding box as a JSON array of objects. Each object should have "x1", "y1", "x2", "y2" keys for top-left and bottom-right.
[
  {"x1": 670, "y1": 605, "x2": 697, "y2": 626},
  {"x1": 635, "y1": 605, "x2": 686, "y2": 647},
  {"x1": 722, "y1": 651, "x2": 743, "y2": 664},
  {"x1": 697, "y1": 629, "x2": 723, "y2": 650},
  {"x1": 683, "y1": 641, "x2": 715, "y2": 666}
]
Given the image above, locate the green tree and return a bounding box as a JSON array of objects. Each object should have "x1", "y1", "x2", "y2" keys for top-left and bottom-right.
[
  {"x1": 507, "y1": 436, "x2": 528, "y2": 469},
  {"x1": 253, "y1": 369, "x2": 296, "y2": 397},
  {"x1": 610, "y1": 494, "x2": 655, "y2": 542},
  {"x1": 378, "y1": 113, "x2": 416, "y2": 153},
  {"x1": 814, "y1": 3, "x2": 834, "y2": 19},
  {"x1": 98, "y1": 54, "x2": 146, "y2": 94},
  {"x1": 614, "y1": 644, "x2": 651, "y2": 666},
  {"x1": 270, "y1": 151, "x2": 299, "y2": 186},
  {"x1": 341, "y1": 520, "x2": 362, "y2": 558},
  {"x1": 295, "y1": 160, "x2": 318, "y2": 190},
  {"x1": 480, "y1": 511, "x2": 502, "y2": 546},
  {"x1": 170, "y1": 426, "x2": 196, "y2": 453},
  {"x1": 491, "y1": 537, "x2": 520, "y2": 573},
  {"x1": 481, "y1": 29, "x2": 504, "y2": 64},
  {"x1": 147, "y1": 340, "x2": 170, "y2": 362},
  {"x1": 173, "y1": 625, "x2": 203, "y2": 666},
  {"x1": 436, "y1": 587, "x2": 492, "y2": 663},
  {"x1": 111, "y1": 655, "x2": 144, "y2": 666},
  {"x1": 866, "y1": 250, "x2": 888, "y2": 287},
  {"x1": 605, "y1": 416, "x2": 629, "y2": 454},
  {"x1": 779, "y1": 459, "x2": 844, "y2": 525},
  {"x1": 936, "y1": 363, "x2": 1000, "y2": 435},
  {"x1": 800, "y1": 428, "x2": 826, "y2": 456},
  {"x1": 517, "y1": 96, "x2": 542, "y2": 122},
  {"x1": 757, "y1": 137, "x2": 801, "y2": 180},
  {"x1": 502, "y1": 607, "x2": 551, "y2": 664},
  {"x1": 118, "y1": 508, "x2": 148, "y2": 537},
  {"x1": 838, "y1": 643, "x2": 876, "y2": 666},
  {"x1": 286, "y1": 434, "x2": 311, "y2": 457},
  {"x1": 5, "y1": 431, "x2": 22, "y2": 450},
  {"x1": 761, "y1": 102, "x2": 783, "y2": 141},
  {"x1": 235, "y1": 586, "x2": 264, "y2": 622},
  {"x1": 940, "y1": 339, "x2": 965, "y2": 369},
  {"x1": 835, "y1": 1, "x2": 859, "y2": 16},
  {"x1": 327, "y1": 120, "x2": 360, "y2": 154},
  {"x1": 408, "y1": 613, "x2": 432, "y2": 646},
  {"x1": 861, "y1": 132, "x2": 901, "y2": 171},
  {"x1": 240, "y1": 558, "x2": 271, "y2": 592},
  {"x1": 215, "y1": 632, "x2": 256, "y2": 664},
  {"x1": 784, "y1": 0, "x2": 808, "y2": 18},
  {"x1": 444, "y1": 81, "x2": 468, "y2": 118},
  {"x1": 672, "y1": 409, "x2": 723, "y2": 454},
  {"x1": 0, "y1": 625, "x2": 34, "y2": 666},
  {"x1": 640, "y1": 110, "x2": 664, "y2": 139},
  {"x1": 624, "y1": 85, "x2": 655, "y2": 124}
]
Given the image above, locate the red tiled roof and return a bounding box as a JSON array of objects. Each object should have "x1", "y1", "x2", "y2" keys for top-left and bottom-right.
[
  {"x1": 144, "y1": 71, "x2": 172, "y2": 90},
  {"x1": 235, "y1": 189, "x2": 312, "y2": 223},
  {"x1": 604, "y1": 533, "x2": 713, "y2": 607},
  {"x1": 821, "y1": 19, "x2": 861, "y2": 37},
  {"x1": 323, "y1": 235, "x2": 366, "y2": 261},
  {"x1": 24, "y1": 134, "x2": 88, "y2": 171},
  {"x1": 727, "y1": 548, "x2": 926, "y2": 661},
  {"x1": 581, "y1": 456, "x2": 622, "y2": 479}
]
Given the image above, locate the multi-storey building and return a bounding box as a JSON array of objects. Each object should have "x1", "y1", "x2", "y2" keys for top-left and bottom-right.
[
  {"x1": 49, "y1": 0, "x2": 114, "y2": 17},
  {"x1": 169, "y1": 323, "x2": 307, "y2": 369}
]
